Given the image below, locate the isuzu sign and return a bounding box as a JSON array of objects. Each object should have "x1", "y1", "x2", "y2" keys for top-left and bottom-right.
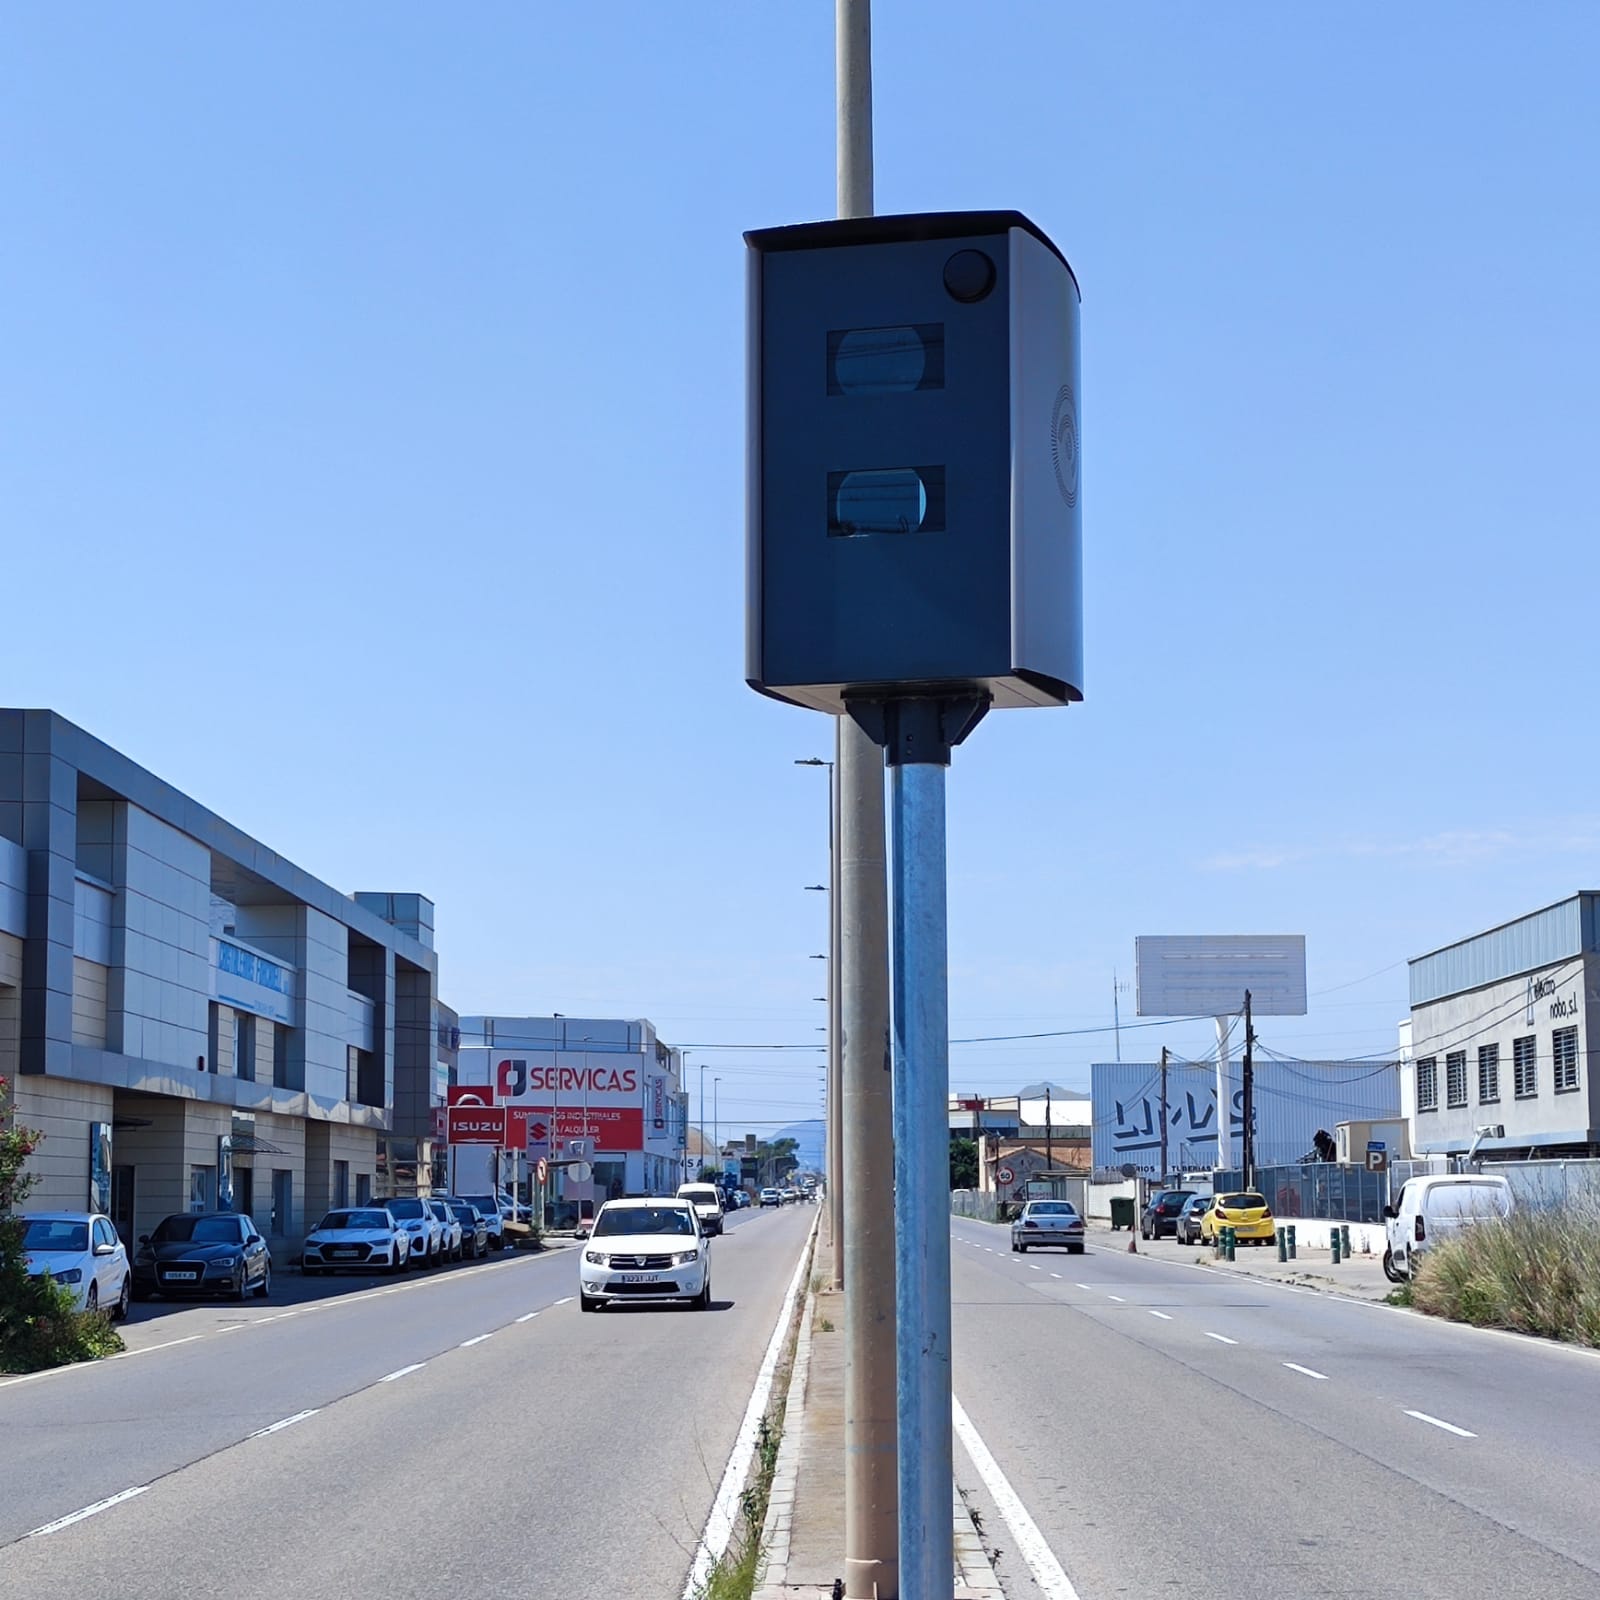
[{"x1": 447, "y1": 1107, "x2": 507, "y2": 1145}]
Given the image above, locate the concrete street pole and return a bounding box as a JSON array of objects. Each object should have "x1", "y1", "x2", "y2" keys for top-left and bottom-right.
[
  {"x1": 1215, "y1": 1015, "x2": 1231, "y2": 1172},
  {"x1": 838, "y1": 2, "x2": 899, "y2": 1594}
]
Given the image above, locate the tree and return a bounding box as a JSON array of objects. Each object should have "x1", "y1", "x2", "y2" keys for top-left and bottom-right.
[
  {"x1": 948, "y1": 1137, "x2": 978, "y2": 1191},
  {"x1": 0, "y1": 1075, "x2": 122, "y2": 1372}
]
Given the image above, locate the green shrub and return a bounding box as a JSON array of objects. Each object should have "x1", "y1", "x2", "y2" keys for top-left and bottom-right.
[
  {"x1": 1411, "y1": 1204, "x2": 1600, "y2": 1348},
  {"x1": 0, "y1": 1074, "x2": 125, "y2": 1372}
]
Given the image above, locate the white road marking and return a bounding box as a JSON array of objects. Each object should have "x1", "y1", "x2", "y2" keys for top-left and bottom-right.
[
  {"x1": 109, "y1": 1335, "x2": 202, "y2": 1360},
  {"x1": 1204, "y1": 1332, "x2": 1239, "y2": 1345},
  {"x1": 552, "y1": 1296, "x2": 575, "y2": 1307},
  {"x1": 1028, "y1": 1264, "x2": 1042, "y2": 1271},
  {"x1": 682, "y1": 1212, "x2": 817, "y2": 1599},
  {"x1": 515, "y1": 1311, "x2": 540, "y2": 1323},
  {"x1": 459, "y1": 1333, "x2": 493, "y2": 1347},
  {"x1": 1075, "y1": 1282, "x2": 1093, "y2": 1290},
  {"x1": 248, "y1": 1408, "x2": 319, "y2": 1439},
  {"x1": 1147, "y1": 1310, "x2": 1173, "y2": 1320},
  {"x1": 1106, "y1": 1295, "x2": 1125, "y2": 1303},
  {"x1": 1283, "y1": 1362, "x2": 1329, "y2": 1381},
  {"x1": 378, "y1": 1363, "x2": 426, "y2": 1383},
  {"x1": 1050, "y1": 1273, "x2": 1063, "y2": 1279},
  {"x1": 953, "y1": 1394, "x2": 1082, "y2": 1599},
  {"x1": 1405, "y1": 1409, "x2": 1477, "y2": 1438},
  {"x1": 24, "y1": 1486, "x2": 148, "y2": 1538}
]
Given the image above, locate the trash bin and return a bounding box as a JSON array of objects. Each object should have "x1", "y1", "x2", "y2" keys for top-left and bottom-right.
[{"x1": 1110, "y1": 1197, "x2": 1136, "y2": 1232}]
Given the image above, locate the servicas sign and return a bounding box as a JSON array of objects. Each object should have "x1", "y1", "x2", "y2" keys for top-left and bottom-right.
[{"x1": 495, "y1": 1058, "x2": 639, "y2": 1101}]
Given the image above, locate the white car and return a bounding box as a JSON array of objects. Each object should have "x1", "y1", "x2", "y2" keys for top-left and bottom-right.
[
  {"x1": 426, "y1": 1197, "x2": 464, "y2": 1262},
  {"x1": 459, "y1": 1195, "x2": 506, "y2": 1251},
  {"x1": 300, "y1": 1207, "x2": 410, "y2": 1275},
  {"x1": 21, "y1": 1212, "x2": 131, "y2": 1319},
  {"x1": 1383, "y1": 1174, "x2": 1513, "y2": 1281},
  {"x1": 580, "y1": 1198, "x2": 711, "y2": 1312},
  {"x1": 675, "y1": 1181, "x2": 725, "y2": 1237},
  {"x1": 379, "y1": 1196, "x2": 444, "y2": 1267}
]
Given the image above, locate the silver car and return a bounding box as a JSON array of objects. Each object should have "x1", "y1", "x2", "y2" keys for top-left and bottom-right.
[{"x1": 1010, "y1": 1200, "x2": 1086, "y2": 1254}]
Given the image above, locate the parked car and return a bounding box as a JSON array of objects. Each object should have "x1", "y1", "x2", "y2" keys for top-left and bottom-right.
[
  {"x1": 579, "y1": 1198, "x2": 711, "y2": 1312},
  {"x1": 758, "y1": 1187, "x2": 781, "y2": 1208},
  {"x1": 382, "y1": 1196, "x2": 444, "y2": 1267},
  {"x1": 447, "y1": 1199, "x2": 490, "y2": 1258},
  {"x1": 1175, "y1": 1194, "x2": 1214, "y2": 1245},
  {"x1": 301, "y1": 1208, "x2": 409, "y2": 1274},
  {"x1": 1140, "y1": 1189, "x2": 1196, "y2": 1240},
  {"x1": 728, "y1": 1189, "x2": 751, "y2": 1210},
  {"x1": 1383, "y1": 1174, "x2": 1513, "y2": 1282},
  {"x1": 459, "y1": 1194, "x2": 506, "y2": 1251},
  {"x1": 133, "y1": 1212, "x2": 271, "y2": 1300},
  {"x1": 1010, "y1": 1200, "x2": 1086, "y2": 1254},
  {"x1": 676, "y1": 1181, "x2": 725, "y2": 1237},
  {"x1": 1200, "y1": 1192, "x2": 1276, "y2": 1247},
  {"x1": 21, "y1": 1212, "x2": 131, "y2": 1319},
  {"x1": 427, "y1": 1197, "x2": 464, "y2": 1262}
]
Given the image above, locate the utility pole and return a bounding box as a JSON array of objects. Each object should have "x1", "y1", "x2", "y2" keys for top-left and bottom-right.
[
  {"x1": 1159, "y1": 1047, "x2": 1169, "y2": 1183},
  {"x1": 1045, "y1": 1084, "x2": 1054, "y2": 1175},
  {"x1": 1241, "y1": 991, "x2": 1255, "y2": 1188},
  {"x1": 837, "y1": 2, "x2": 898, "y2": 1594}
]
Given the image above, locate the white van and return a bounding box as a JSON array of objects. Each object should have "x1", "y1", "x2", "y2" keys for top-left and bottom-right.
[
  {"x1": 1383, "y1": 1174, "x2": 1513, "y2": 1281},
  {"x1": 676, "y1": 1182, "x2": 725, "y2": 1238}
]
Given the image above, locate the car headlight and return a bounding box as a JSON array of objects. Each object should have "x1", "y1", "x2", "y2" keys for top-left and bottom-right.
[
  {"x1": 55, "y1": 1267, "x2": 84, "y2": 1285},
  {"x1": 670, "y1": 1250, "x2": 700, "y2": 1267},
  {"x1": 584, "y1": 1250, "x2": 608, "y2": 1266}
]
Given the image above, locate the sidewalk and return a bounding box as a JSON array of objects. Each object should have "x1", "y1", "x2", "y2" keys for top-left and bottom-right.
[
  {"x1": 1104, "y1": 1221, "x2": 1395, "y2": 1302},
  {"x1": 754, "y1": 1230, "x2": 1000, "y2": 1600}
]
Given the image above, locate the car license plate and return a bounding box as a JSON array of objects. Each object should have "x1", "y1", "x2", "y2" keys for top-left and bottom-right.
[
  {"x1": 620, "y1": 1273, "x2": 660, "y2": 1284},
  {"x1": 330, "y1": 1249, "x2": 357, "y2": 1258},
  {"x1": 165, "y1": 1270, "x2": 198, "y2": 1281}
]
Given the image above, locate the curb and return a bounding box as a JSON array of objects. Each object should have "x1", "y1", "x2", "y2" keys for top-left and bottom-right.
[{"x1": 750, "y1": 1287, "x2": 816, "y2": 1597}]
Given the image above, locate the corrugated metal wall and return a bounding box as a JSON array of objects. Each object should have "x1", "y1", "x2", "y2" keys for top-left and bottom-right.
[{"x1": 1408, "y1": 895, "x2": 1590, "y2": 1006}]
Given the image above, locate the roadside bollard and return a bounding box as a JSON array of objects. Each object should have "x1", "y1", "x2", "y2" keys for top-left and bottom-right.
[
  {"x1": 1331, "y1": 1228, "x2": 1342, "y2": 1265},
  {"x1": 1224, "y1": 1225, "x2": 1237, "y2": 1262},
  {"x1": 1287, "y1": 1224, "x2": 1297, "y2": 1260},
  {"x1": 1340, "y1": 1224, "x2": 1352, "y2": 1258},
  {"x1": 1277, "y1": 1226, "x2": 1288, "y2": 1262}
]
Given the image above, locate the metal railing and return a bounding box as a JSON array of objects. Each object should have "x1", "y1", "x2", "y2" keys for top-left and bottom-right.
[
  {"x1": 949, "y1": 1190, "x2": 1002, "y2": 1223},
  {"x1": 1213, "y1": 1164, "x2": 1388, "y2": 1225}
]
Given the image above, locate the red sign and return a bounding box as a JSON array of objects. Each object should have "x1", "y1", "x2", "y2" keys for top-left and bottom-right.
[
  {"x1": 503, "y1": 1105, "x2": 644, "y2": 1154},
  {"x1": 447, "y1": 1106, "x2": 507, "y2": 1145},
  {"x1": 447, "y1": 1085, "x2": 496, "y2": 1109},
  {"x1": 958, "y1": 1096, "x2": 985, "y2": 1112}
]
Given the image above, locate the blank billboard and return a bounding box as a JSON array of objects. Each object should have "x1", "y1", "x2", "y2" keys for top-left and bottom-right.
[{"x1": 1135, "y1": 934, "x2": 1307, "y2": 1018}]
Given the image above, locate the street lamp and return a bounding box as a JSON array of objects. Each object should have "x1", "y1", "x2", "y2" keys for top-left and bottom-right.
[{"x1": 714, "y1": 1077, "x2": 722, "y2": 1175}]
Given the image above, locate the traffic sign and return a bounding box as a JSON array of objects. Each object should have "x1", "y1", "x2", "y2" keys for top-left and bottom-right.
[
  {"x1": 1365, "y1": 1148, "x2": 1389, "y2": 1173},
  {"x1": 570, "y1": 1161, "x2": 594, "y2": 1184},
  {"x1": 536, "y1": 1157, "x2": 549, "y2": 1185},
  {"x1": 996, "y1": 1164, "x2": 1016, "y2": 1185}
]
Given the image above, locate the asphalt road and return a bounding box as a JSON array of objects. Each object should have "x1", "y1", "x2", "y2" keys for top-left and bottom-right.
[
  {"x1": 950, "y1": 1215, "x2": 1600, "y2": 1600},
  {"x1": 0, "y1": 1202, "x2": 814, "y2": 1599}
]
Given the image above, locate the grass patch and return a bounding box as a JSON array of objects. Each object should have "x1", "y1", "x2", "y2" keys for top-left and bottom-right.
[
  {"x1": 695, "y1": 1414, "x2": 783, "y2": 1600},
  {"x1": 1385, "y1": 1282, "x2": 1415, "y2": 1307},
  {"x1": 1411, "y1": 1205, "x2": 1600, "y2": 1347}
]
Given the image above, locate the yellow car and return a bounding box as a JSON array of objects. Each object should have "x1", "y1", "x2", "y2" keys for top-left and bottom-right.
[{"x1": 1200, "y1": 1191, "x2": 1276, "y2": 1246}]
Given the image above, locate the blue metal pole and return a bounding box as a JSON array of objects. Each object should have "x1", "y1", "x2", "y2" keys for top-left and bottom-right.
[{"x1": 890, "y1": 759, "x2": 953, "y2": 1600}]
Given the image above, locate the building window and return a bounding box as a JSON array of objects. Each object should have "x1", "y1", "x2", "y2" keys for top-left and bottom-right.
[
  {"x1": 356, "y1": 1172, "x2": 372, "y2": 1206},
  {"x1": 1478, "y1": 1043, "x2": 1500, "y2": 1104},
  {"x1": 1553, "y1": 1025, "x2": 1580, "y2": 1093},
  {"x1": 1416, "y1": 1056, "x2": 1438, "y2": 1112},
  {"x1": 1445, "y1": 1051, "x2": 1468, "y2": 1108},
  {"x1": 237, "y1": 1014, "x2": 257, "y2": 1082},
  {"x1": 273, "y1": 1024, "x2": 293, "y2": 1090},
  {"x1": 334, "y1": 1160, "x2": 350, "y2": 1209},
  {"x1": 271, "y1": 1169, "x2": 293, "y2": 1238},
  {"x1": 1514, "y1": 1034, "x2": 1538, "y2": 1099}
]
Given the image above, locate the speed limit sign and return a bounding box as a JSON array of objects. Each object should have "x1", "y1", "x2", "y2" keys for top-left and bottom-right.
[
  {"x1": 997, "y1": 1164, "x2": 1016, "y2": 1185},
  {"x1": 536, "y1": 1157, "x2": 549, "y2": 1184}
]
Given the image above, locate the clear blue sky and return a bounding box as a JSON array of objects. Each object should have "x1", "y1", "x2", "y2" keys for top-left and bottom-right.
[{"x1": 5, "y1": 5, "x2": 1598, "y2": 1137}]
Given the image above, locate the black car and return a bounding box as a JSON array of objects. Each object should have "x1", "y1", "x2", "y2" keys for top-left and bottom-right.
[
  {"x1": 447, "y1": 1199, "x2": 490, "y2": 1259},
  {"x1": 133, "y1": 1212, "x2": 272, "y2": 1301},
  {"x1": 1139, "y1": 1189, "x2": 1196, "y2": 1241}
]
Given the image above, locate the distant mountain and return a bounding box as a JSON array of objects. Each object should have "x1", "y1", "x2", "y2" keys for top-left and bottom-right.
[{"x1": 773, "y1": 1120, "x2": 825, "y2": 1173}]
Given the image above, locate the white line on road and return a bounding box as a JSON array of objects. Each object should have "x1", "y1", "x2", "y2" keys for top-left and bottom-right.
[
  {"x1": 1028, "y1": 1264, "x2": 1041, "y2": 1271},
  {"x1": 1405, "y1": 1409, "x2": 1477, "y2": 1438},
  {"x1": 459, "y1": 1333, "x2": 493, "y2": 1347},
  {"x1": 1204, "y1": 1332, "x2": 1239, "y2": 1345},
  {"x1": 953, "y1": 1394, "x2": 1082, "y2": 1599},
  {"x1": 24, "y1": 1486, "x2": 149, "y2": 1538},
  {"x1": 515, "y1": 1312, "x2": 540, "y2": 1323},
  {"x1": 109, "y1": 1335, "x2": 203, "y2": 1360},
  {"x1": 378, "y1": 1363, "x2": 426, "y2": 1383},
  {"x1": 552, "y1": 1296, "x2": 574, "y2": 1307},
  {"x1": 1283, "y1": 1362, "x2": 1329, "y2": 1381},
  {"x1": 682, "y1": 1212, "x2": 817, "y2": 1599},
  {"x1": 1106, "y1": 1295, "x2": 1125, "y2": 1303},
  {"x1": 1075, "y1": 1282, "x2": 1093, "y2": 1290},
  {"x1": 248, "y1": 1409, "x2": 319, "y2": 1439},
  {"x1": 1050, "y1": 1273, "x2": 1063, "y2": 1278},
  {"x1": 1147, "y1": 1311, "x2": 1173, "y2": 1320}
]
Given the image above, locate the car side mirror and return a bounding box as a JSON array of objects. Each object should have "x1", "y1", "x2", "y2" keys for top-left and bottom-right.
[
  {"x1": 1381, "y1": 1205, "x2": 1397, "y2": 1220},
  {"x1": 93, "y1": 1242, "x2": 116, "y2": 1256},
  {"x1": 138, "y1": 1235, "x2": 151, "y2": 1246}
]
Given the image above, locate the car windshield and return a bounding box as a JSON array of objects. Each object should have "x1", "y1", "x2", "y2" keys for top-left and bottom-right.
[
  {"x1": 1217, "y1": 1194, "x2": 1267, "y2": 1211},
  {"x1": 153, "y1": 1216, "x2": 242, "y2": 1243},
  {"x1": 321, "y1": 1210, "x2": 390, "y2": 1230},
  {"x1": 385, "y1": 1199, "x2": 425, "y2": 1219},
  {"x1": 22, "y1": 1220, "x2": 88, "y2": 1252},
  {"x1": 448, "y1": 1203, "x2": 479, "y2": 1220},
  {"x1": 1027, "y1": 1204, "x2": 1078, "y2": 1217},
  {"x1": 594, "y1": 1206, "x2": 695, "y2": 1238},
  {"x1": 1157, "y1": 1192, "x2": 1193, "y2": 1207},
  {"x1": 1184, "y1": 1198, "x2": 1211, "y2": 1213},
  {"x1": 461, "y1": 1196, "x2": 497, "y2": 1213}
]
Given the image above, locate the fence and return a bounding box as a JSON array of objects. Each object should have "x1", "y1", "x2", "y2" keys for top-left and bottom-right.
[
  {"x1": 1390, "y1": 1155, "x2": 1600, "y2": 1213},
  {"x1": 950, "y1": 1190, "x2": 1002, "y2": 1223},
  {"x1": 1213, "y1": 1164, "x2": 1389, "y2": 1225}
]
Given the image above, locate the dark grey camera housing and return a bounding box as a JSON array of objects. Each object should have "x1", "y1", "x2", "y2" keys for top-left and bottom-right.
[{"x1": 745, "y1": 210, "x2": 1082, "y2": 715}]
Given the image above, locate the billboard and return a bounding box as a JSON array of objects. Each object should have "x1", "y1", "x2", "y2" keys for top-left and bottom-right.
[
  {"x1": 1091, "y1": 1060, "x2": 1400, "y2": 1174},
  {"x1": 455, "y1": 1048, "x2": 652, "y2": 1155},
  {"x1": 1135, "y1": 935, "x2": 1307, "y2": 1018},
  {"x1": 448, "y1": 1106, "x2": 507, "y2": 1145}
]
